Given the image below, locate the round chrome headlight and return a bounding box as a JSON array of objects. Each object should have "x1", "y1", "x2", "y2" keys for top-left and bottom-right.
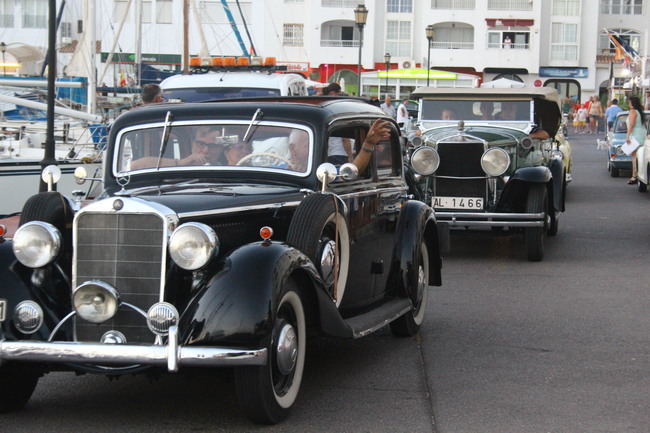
[
  {"x1": 147, "y1": 302, "x2": 180, "y2": 336},
  {"x1": 520, "y1": 137, "x2": 533, "y2": 149},
  {"x1": 169, "y1": 222, "x2": 218, "y2": 270},
  {"x1": 12, "y1": 221, "x2": 62, "y2": 268},
  {"x1": 14, "y1": 301, "x2": 44, "y2": 334},
  {"x1": 73, "y1": 281, "x2": 120, "y2": 324},
  {"x1": 481, "y1": 148, "x2": 510, "y2": 177},
  {"x1": 410, "y1": 146, "x2": 440, "y2": 176},
  {"x1": 551, "y1": 149, "x2": 564, "y2": 160}
]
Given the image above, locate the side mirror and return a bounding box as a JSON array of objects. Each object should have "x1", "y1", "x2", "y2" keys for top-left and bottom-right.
[
  {"x1": 339, "y1": 163, "x2": 358, "y2": 181},
  {"x1": 41, "y1": 165, "x2": 62, "y2": 191},
  {"x1": 316, "y1": 163, "x2": 337, "y2": 192}
]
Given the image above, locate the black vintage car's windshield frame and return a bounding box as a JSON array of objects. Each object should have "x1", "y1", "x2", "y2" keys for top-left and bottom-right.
[{"x1": 112, "y1": 119, "x2": 314, "y2": 178}]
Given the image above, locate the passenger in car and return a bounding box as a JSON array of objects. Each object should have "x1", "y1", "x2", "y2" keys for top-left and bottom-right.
[
  {"x1": 224, "y1": 140, "x2": 253, "y2": 166},
  {"x1": 479, "y1": 101, "x2": 494, "y2": 120},
  {"x1": 352, "y1": 119, "x2": 392, "y2": 174},
  {"x1": 288, "y1": 129, "x2": 310, "y2": 172},
  {"x1": 441, "y1": 108, "x2": 457, "y2": 120},
  {"x1": 130, "y1": 126, "x2": 223, "y2": 169}
]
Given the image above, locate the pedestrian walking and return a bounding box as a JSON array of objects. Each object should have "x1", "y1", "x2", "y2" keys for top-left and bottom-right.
[
  {"x1": 588, "y1": 96, "x2": 603, "y2": 134},
  {"x1": 396, "y1": 98, "x2": 409, "y2": 128},
  {"x1": 380, "y1": 95, "x2": 396, "y2": 118},
  {"x1": 605, "y1": 99, "x2": 622, "y2": 131}
]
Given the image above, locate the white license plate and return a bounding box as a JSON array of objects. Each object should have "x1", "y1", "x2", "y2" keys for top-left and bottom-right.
[
  {"x1": 433, "y1": 196, "x2": 483, "y2": 210},
  {"x1": 0, "y1": 299, "x2": 6, "y2": 322}
]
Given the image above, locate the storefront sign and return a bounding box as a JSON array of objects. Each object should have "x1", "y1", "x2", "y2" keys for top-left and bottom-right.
[
  {"x1": 377, "y1": 68, "x2": 457, "y2": 80},
  {"x1": 539, "y1": 67, "x2": 588, "y2": 78}
]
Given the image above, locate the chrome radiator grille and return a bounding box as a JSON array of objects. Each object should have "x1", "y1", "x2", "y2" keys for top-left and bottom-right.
[{"x1": 74, "y1": 212, "x2": 164, "y2": 343}]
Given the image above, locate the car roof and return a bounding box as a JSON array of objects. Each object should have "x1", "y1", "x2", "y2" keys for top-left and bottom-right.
[
  {"x1": 160, "y1": 71, "x2": 305, "y2": 90},
  {"x1": 411, "y1": 87, "x2": 561, "y2": 106},
  {"x1": 111, "y1": 97, "x2": 389, "y2": 133}
]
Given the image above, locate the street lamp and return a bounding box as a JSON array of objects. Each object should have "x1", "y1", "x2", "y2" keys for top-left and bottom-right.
[
  {"x1": 425, "y1": 25, "x2": 434, "y2": 86},
  {"x1": 384, "y1": 52, "x2": 391, "y2": 98},
  {"x1": 354, "y1": 4, "x2": 368, "y2": 94},
  {"x1": 0, "y1": 42, "x2": 6, "y2": 76}
]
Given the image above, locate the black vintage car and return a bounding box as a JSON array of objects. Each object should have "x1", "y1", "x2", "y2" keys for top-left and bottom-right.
[
  {"x1": 0, "y1": 98, "x2": 442, "y2": 423},
  {"x1": 407, "y1": 87, "x2": 567, "y2": 261}
]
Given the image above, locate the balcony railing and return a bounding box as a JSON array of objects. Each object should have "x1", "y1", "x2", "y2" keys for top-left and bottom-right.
[
  {"x1": 487, "y1": 0, "x2": 533, "y2": 10},
  {"x1": 431, "y1": 41, "x2": 474, "y2": 49},
  {"x1": 320, "y1": 39, "x2": 360, "y2": 47},
  {"x1": 487, "y1": 42, "x2": 529, "y2": 49},
  {"x1": 431, "y1": 0, "x2": 475, "y2": 8},
  {"x1": 321, "y1": 0, "x2": 362, "y2": 7}
]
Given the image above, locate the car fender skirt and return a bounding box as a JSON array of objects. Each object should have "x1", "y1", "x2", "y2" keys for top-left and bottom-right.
[
  {"x1": 388, "y1": 201, "x2": 442, "y2": 301},
  {"x1": 511, "y1": 166, "x2": 552, "y2": 183},
  {"x1": 179, "y1": 242, "x2": 323, "y2": 348}
]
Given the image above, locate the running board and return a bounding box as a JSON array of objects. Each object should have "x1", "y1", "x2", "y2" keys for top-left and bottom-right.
[{"x1": 344, "y1": 298, "x2": 413, "y2": 339}]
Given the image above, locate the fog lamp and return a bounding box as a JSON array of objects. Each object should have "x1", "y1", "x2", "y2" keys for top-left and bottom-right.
[
  {"x1": 14, "y1": 301, "x2": 44, "y2": 334},
  {"x1": 73, "y1": 281, "x2": 120, "y2": 324},
  {"x1": 147, "y1": 302, "x2": 179, "y2": 335}
]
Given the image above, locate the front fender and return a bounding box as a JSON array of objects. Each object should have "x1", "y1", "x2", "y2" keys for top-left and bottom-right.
[
  {"x1": 0, "y1": 241, "x2": 71, "y2": 342},
  {"x1": 387, "y1": 201, "x2": 442, "y2": 302},
  {"x1": 179, "y1": 241, "x2": 322, "y2": 348},
  {"x1": 511, "y1": 166, "x2": 552, "y2": 183}
]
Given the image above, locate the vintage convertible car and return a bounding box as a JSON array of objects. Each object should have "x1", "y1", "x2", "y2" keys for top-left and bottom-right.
[
  {"x1": 0, "y1": 98, "x2": 442, "y2": 424},
  {"x1": 632, "y1": 111, "x2": 650, "y2": 191},
  {"x1": 407, "y1": 87, "x2": 568, "y2": 261}
]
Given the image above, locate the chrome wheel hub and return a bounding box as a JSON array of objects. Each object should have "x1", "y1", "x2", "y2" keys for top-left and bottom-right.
[
  {"x1": 276, "y1": 323, "x2": 298, "y2": 375},
  {"x1": 319, "y1": 239, "x2": 337, "y2": 286}
]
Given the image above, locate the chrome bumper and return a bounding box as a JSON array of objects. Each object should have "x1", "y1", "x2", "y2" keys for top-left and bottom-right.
[
  {"x1": 435, "y1": 211, "x2": 545, "y2": 228},
  {"x1": 0, "y1": 326, "x2": 267, "y2": 372}
]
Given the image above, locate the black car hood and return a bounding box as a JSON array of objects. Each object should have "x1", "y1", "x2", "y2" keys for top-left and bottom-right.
[{"x1": 118, "y1": 183, "x2": 305, "y2": 215}]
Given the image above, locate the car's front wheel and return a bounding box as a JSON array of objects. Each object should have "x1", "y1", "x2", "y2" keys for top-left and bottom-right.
[
  {"x1": 0, "y1": 364, "x2": 40, "y2": 413},
  {"x1": 234, "y1": 279, "x2": 306, "y2": 424},
  {"x1": 525, "y1": 184, "x2": 547, "y2": 262},
  {"x1": 390, "y1": 242, "x2": 429, "y2": 337}
]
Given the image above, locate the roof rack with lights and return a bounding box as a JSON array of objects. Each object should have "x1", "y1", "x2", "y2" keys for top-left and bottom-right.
[{"x1": 188, "y1": 56, "x2": 288, "y2": 73}]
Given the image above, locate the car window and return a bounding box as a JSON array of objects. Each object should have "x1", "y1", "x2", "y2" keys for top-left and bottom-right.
[
  {"x1": 163, "y1": 87, "x2": 281, "y2": 102},
  {"x1": 614, "y1": 115, "x2": 628, "y2": 133},
  {"x1": 116, "y1": 122, "x2": 311, "y2": 175}
]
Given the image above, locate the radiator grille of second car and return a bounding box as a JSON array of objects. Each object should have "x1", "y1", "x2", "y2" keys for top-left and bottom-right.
[
  {"x1": 436, "y1": 141, "x2": 485, "y2": 178},
  {"x1": 74, "y1": 212, "x2": 164, "y2": 343}
]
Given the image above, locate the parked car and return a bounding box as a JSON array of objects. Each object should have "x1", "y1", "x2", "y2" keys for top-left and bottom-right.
[
  {"x1": 408, "y1": 87, "x2": 568, "y2": 261},
  {"x1": 0, "y1": 98, "x2": 442, "y2": 424},
  {"x1": 631, "y1": 111, "x2": 650, "y2": 191},
  {"x1": 605, "y1": 111, "x2": 648, "y2": 177}
]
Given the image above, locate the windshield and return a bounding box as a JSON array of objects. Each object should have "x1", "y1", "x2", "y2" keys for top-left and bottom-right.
[
  {"x1": 163, "y1": 87, "x2": 281, "y2": 102},
  {"x1": 614, "y1": 115, "x2": 628, "y2": 133},
  {"x1": 420, "y1": 99, "x2": 532, "y2": 122},
  {"x1": 115, "y1": 122, "x2": 312, "y2": 176}
]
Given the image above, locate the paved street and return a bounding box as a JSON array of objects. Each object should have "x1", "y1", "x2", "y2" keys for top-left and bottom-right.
[{"x1": 3, "y1": 132, "x2": 650, "y2": 432}]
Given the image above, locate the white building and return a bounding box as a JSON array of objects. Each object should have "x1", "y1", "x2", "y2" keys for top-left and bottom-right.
[{"x1": 0, "y1": 0, "x2": 647, "y2": 103}]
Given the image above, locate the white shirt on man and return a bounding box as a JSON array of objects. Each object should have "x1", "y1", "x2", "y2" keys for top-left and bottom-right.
[{"x1": 396, "y1": 103, "x2": 409, "y2": 124}]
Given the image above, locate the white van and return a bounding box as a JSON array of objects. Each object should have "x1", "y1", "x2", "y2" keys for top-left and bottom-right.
[{"x1": 160, "y1": 71, "x2": 308, "y2": 102}]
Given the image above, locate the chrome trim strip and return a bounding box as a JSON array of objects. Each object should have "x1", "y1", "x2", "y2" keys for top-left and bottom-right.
[
  {"x1": 435, "y1": 175, "x2": 488, "y2": 180},
  {"x1": 339, "y1": 186, "x2": 407, "y2": 199},
  {"x1": 167, "y1": 325, "x2": 179, "y2": 372},
  {"x1": 0, "y1": 340, "x2": 267, "y2": 371},
  {"x1": 178, "y1": 201, "x2": 302, "y2": 218}
]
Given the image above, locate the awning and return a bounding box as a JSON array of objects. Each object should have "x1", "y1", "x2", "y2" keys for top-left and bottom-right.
[{"x1": 485, "y1": 19, "x2": 534, "y2": 27}]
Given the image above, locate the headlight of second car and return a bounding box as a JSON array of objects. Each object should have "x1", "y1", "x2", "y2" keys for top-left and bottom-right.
[
  {"x1": 12, "y1": 221, "x2": 62, "y2": 268},
  {"x1": 410, "y1": 146, "x2": 440, "y2": 176},
  {"x1": 169, "y1": 222, "x2": 218, "y2": 270},
  {"x1": 481, "y1": 148, "x2": 511, "y2": 177}
]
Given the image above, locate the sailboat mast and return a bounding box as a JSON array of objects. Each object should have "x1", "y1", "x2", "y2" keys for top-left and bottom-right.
[
  {"x1": 135, "y1": 0, "x2": 143, "y2": 86},
  {"x1": 87, "y1": 0, "x2": 97, "y2": 115},
  {"x1": 183, "y1": 0, "x2": 189, "y2": 74}
]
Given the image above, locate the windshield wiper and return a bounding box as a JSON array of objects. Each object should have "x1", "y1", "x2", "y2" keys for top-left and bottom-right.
[
  {"x1": 242, "y1": 108, "x2": 263, "y2": 143},
  {"x1": 156, "y1": 111, "x2": 174, "y2": 171}
]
